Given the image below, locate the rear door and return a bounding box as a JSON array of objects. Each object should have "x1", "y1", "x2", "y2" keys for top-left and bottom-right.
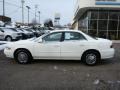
[{"x1": 61, "y1": 32, "x2": 87, "y2": 60}]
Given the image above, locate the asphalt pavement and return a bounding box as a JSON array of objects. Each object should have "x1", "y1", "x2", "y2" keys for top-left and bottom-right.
[{"x1": 0, "y1": 43, "x2": 120, "y2": 90}]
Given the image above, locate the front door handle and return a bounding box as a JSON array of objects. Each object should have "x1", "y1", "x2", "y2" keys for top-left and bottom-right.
[
  {"x1": 79, "y1": 44, "x2": 85, "y2": 46},
  {"x1": 54, "y1": 45, "x2": 60, "y2": 47}
]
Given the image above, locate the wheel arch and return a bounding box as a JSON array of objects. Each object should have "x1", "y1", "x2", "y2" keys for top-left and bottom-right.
[
  {"x1": 81, "y1": 49, "x2": 101, "y2": 60},
  {"x1": 14, "y1": 48, "x2": 33, "y2": 59},
  {"x1": 5, "y1": 35, "x2": 12, "y2": 39}
]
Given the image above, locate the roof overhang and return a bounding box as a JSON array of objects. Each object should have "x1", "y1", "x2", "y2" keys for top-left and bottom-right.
[{"x1": 74, "y1": 7, "x2": 120, "y2": 21}]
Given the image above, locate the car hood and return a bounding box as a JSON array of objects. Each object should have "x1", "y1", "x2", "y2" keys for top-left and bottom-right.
[{"x1": 9, "y1": 39, "x2": 35, "y2": 46}]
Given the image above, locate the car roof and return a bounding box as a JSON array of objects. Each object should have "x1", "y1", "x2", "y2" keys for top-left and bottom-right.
[
  {"x1": 50, "y1": 29, "x2": 81, "y2": 33},
  {"x1": 49, "y1": 29, "x2": 95, "y2": 40}
]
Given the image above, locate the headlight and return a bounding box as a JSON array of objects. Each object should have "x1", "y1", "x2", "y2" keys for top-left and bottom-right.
[{"x1": 6, "y1": 46, "x2": 11, "y2": 50}]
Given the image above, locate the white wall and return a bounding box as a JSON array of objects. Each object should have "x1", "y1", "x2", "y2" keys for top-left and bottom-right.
[{"x1": 75, "y1": 0, "x2": 120, "y2": 14}]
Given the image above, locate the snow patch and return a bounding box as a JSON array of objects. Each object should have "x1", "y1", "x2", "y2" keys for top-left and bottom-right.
[
  {"x1": 93, "y1": 79, "x2": 100, "y2": 85},
  {"x1": 54, "y1": 66, "x2": 58, "y2": 70}
]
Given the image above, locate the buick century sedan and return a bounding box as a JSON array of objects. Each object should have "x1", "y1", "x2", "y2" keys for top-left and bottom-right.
[{"x1": 4, "y1": 30, "x2": 115, "y2": 65}]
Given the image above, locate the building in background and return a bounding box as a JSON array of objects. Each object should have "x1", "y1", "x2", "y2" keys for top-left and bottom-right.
[
  {"x1": 72, "y1": 0, "x2": 120, "y2": 40},
  {"x1": 0, "y1": 16, "x2": 11, "y2": 23}
]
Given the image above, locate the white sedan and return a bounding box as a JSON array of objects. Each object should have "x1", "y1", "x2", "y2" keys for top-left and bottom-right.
[{"x1": 4, "y1": 30, "x2": 115, "y2": 65}]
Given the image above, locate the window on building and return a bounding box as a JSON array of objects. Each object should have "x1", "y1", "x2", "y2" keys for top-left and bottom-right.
[
  {"x1": 108, "y1": 31, "x2": 117, "y2": 40},
  {"x1": 89, "y1": 20, "x2": 97, "y2": 30},
  {"x1": 118, "y1": 31, "x2": 120, "y2": 39},
  {"x1": 108, "y1": 20, "x2": 118, "y2": 31},
  {"x1": 91, "y1": 11, "x2": 98, "y2": 19},
  {"x1": 88, "y1": 30, "x2": 97, "y2": 37},
  {"x1": 109, "y1": 12, "x2": 119, "y2": 20},
  {"x1": 99, "y1": 31, "x2": 107, "y2": 39},
  {"x1": 98, "y1": 20, "x2": 107, "y2": 30},
  {"x1": 99, "y1": 11, "x2": 108, "y2": 19},
  {"x1": 118, "y1": 21, "x2": 120, "y2": 30}
]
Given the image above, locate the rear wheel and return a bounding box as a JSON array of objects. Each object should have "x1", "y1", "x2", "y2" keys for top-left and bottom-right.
[
  {"x1": 82, "y1": 51, "x2": 100, "y2": 66},
  {"x1": 5, "y1": 36, "x2": 12, "y2": 41},
  {"x1": 14, "y1": 49, "x2": 32, "y2": 64}
]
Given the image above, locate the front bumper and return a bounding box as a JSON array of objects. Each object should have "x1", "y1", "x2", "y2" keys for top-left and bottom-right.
[{"x1": 4, "y1": 48, "x2": 14, "y2": 58}]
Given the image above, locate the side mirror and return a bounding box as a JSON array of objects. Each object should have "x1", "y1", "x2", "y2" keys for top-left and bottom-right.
[{"x1": 38, "y1": 38, "x2": 43, "y2": 43}]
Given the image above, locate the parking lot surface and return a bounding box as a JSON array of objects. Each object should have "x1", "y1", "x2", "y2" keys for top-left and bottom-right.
[{"x1": 0, "y1": 43, "x2": 120, "y2": 90}]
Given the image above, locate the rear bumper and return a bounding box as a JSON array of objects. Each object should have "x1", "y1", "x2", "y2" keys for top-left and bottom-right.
[{"x1": 101, "y1": 48, "x2": 115, "y2": 59}]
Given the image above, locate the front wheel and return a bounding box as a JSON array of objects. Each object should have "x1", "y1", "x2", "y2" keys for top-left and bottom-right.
[
  {"x1": 14, "y1": 50, "x2": 32, "y2": 64},
  {"x1": 82, "y1": 51, "x2": 100, "y2": 66},
  {"x1": 5, "y1": 36, "x2": 12, "y2": 41}
]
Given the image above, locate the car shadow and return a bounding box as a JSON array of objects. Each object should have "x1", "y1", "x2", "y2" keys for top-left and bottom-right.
[
  {"x1": 31, "y1": 59, "x2": 115, "y2": 66},
  {"x1": 32, "y1": 59, "x2": 83, "y2": 65}
]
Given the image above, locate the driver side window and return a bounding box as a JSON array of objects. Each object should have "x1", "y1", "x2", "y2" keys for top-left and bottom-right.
[{"x1": 43, "y1": 32, "x2": 62, "y2": 42}]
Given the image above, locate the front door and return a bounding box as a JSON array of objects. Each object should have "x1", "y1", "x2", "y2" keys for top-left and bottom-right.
[{"x1": 35, "y1": 32, "x2": 63, "y2": 59}]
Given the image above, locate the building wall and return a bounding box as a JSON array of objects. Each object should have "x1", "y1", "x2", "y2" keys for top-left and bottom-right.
[
  {"x1": 75, "y1": 0, "x2": 120, "y2": 15},
  {"x1": 72, "y1": 21, "x2": 79, "y2": 30}
]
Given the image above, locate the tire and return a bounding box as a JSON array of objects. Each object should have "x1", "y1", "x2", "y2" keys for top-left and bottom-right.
[
  {"x1": 14, "y1": 49, "x2": 32, "y2": 64},
  {"x1": 5, "y1": 36, "x2": 12, "y2": 41},
  {"x1": 82, "y1": 51, "x2": 100, "y2": 66}
]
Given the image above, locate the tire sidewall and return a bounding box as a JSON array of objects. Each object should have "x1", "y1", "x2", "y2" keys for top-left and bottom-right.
[
  {"x1": 5, "y1": 36, "x2": 12, "y2": 41},
  {"x1": 14, "y1": 50, "x2": 32, "y2": 64},
  {"x1": 83, "y1": 51, "x2": 100, "y2": 66}
]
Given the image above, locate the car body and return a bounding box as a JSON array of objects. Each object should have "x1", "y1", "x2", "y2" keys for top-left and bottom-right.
[
  {"x1": 4, "y1": 30, "x2": 115, "y2": 65},
  {"x1": 24, "y1": 29, "x2": 34, "y2": 38},
  {"x1": 16, "y1": 28, "x2": 29, "y2": 39},
  {"x1": 21, "y1": 29, "x2": 33, "y2": 38},
  {"x1": 0, "y1": 27, "x2": 22, "y2": 41}
]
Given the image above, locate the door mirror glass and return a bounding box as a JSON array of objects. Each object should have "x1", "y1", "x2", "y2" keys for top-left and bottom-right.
[{"x1": 38, "y1": 38, "x2": 43, "y2": 43}]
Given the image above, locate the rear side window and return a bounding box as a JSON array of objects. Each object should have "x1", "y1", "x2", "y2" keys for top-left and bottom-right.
[{"x1": 64, "y1": 32, "x2": 86, "y2": 41}]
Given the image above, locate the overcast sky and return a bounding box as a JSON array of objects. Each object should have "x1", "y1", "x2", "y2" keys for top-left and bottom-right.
[{"x1": 0, "y1": 0, "x2": 76, "y2": 25}]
